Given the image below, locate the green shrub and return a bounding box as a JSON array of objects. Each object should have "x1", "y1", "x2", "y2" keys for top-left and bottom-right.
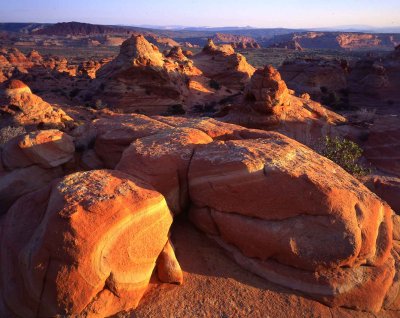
[{"x1": 318, "y1": 136, "x2": 370, "y2": 177}]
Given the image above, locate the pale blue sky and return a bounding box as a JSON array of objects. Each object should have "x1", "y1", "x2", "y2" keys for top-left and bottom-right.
[{"x1": 0, "y1": 0, "x2": 399, "y2": 28}]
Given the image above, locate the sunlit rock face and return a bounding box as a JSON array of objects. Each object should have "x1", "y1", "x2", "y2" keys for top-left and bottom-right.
[
  {"x1": 0, "y1": 80, "x2": 73, "y2": 129},
  {"x1": 220, "y1": 65, "x2": 346, "y2": 146},
  {"x1": 0, "y1": 112, "x2": 398, "y2": 315},
  {"x1": 93, "y1": 35, "x2": 189, "y2": 115},
  {"x1": 188, "y1": 132, "x2": 395, "y2": 313},
  {"x1": 0, "y1": 170, "x2": 173, "y2": 317},
  {"x1": 192, "y1": 39, "x2": 256, "y2": 91}
]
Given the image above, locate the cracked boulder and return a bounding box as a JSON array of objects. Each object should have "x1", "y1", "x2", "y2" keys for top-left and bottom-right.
[
  {"x1": 117, "y1": 127, "x2": 213, "y2": 214},
  {"x1": 0, "y1": 170, "x2": 173, "y2": 317},
  {"x1": 188, "y1": 131, "x2": 395, "y2": 312},
  {"x1": 93, "y1": 113, "x2": 172, "y2": 168}
]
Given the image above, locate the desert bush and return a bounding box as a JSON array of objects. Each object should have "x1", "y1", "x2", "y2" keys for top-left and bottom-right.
[
  {"x1": 318, "y1": 136, "x2": 370, "y2": 177},
  {"x1": 0, "y1": 126, "x2": 26, "y2": 147}
]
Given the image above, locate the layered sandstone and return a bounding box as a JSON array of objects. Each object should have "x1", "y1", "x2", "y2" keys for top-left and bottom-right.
[
  {"x1": 0, "y1": 129, "x2": 74, "y2": 214},
  {"x1": 188, "y1": 133, "x2": 394, "y2": 312},
  {"x1": 0, "y1": 170, "x2": 173, "y2": 317},
  {"x1": 192, "y1": 39, "x2": 256, "y2": 90},
  {"x1": 2, "y1": 129, "x2": 74, "y2": 169},
  {"x1": 0, "y1": 80, "x2": 73, "y2": 129},
  {"x1": 0, "y1": 112, "x2": 398, "y2": 315},
  {"x1": 212, "y1": 33, "x2": 261, "y2": 49},
  {"x1": 93, "y1": 35, "x2": 188, "y2": 114},
  {"x1": 117, "y1": 127, "x2": 213, "y2": 214},
  {"x1": 279, "y1": 58, "x2": 348, "y2": 100},
  {"x1": 221, "y1": 65, "x2": 346, "y2": 145},
  {"x1": 269, "y1": 40, "x2": 303, "y2": 51}
]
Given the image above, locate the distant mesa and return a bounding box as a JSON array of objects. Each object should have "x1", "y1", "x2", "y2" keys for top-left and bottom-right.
[
  {"x1": 212, "y1": 32, "x2": 261, "y2": 49},
  {"x1": 268, "y1": 39, "x2": 303, "y2": 51},
  {"x1": 32, "y1": 21, "x2": 134, "y2": 36}
]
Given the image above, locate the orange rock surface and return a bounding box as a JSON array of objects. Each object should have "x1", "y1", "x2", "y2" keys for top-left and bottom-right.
[{"x1": 0, "y1": 170, "x2": 173, "y2": 317}]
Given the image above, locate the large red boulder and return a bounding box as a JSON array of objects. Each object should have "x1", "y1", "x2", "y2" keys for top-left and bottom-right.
[
  {"x1": 93, "y1": 113, "x2": 172, "y2": 168},
  {"x1": 188, "y1": 132, "x2": 394, "y2": 312},
  {"x1": 117, "y1": 127, "x2": 212, "y2": 214},
  {"x1": 0, "y1": 170, "x2": 174, "y2": 317}
]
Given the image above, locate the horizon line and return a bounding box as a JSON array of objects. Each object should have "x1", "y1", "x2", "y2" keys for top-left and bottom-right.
[{"x1": 1, "y1": 20, "x2": 400, "y2": 31}]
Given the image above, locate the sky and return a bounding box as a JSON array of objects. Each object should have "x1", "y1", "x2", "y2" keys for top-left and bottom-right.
[{"x1": 0, "y1": 0, "x2": 399, "y2": 28}]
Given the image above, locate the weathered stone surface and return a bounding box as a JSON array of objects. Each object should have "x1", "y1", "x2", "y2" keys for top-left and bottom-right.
[
  {"x1": 221, "y1": 66, "x2": 346, "y2": 146},
  {"x1": 364, "y1": 175, "x2": 400, "y2": 214},
  {"x1": 363, "y1": 117, "x2": 400, "y2": 177},
  {"x1": 117, "y1": 127, "x2": 212, "y2": 214},
  {"x1": 247, "y1": 65, "x2": 290, "y2": 113},
  {"x1": 0, "y1": 170, "x2": 173, "y2": 317},
  {"x1": 21, "y1": 130, "x2": 74, "y2": 168},
  {"x1": 0, "y1": 80, "x2": 73, "y2": 129},
  {"x1": 93, "y1": 113, "x2": 172, "y2": 168},
  {"x1": 192, "y1": 39, "x2": 255, "y2": 90},
  {"x1": 93, "y1": 35, "x2": 188, "y2": 114},
  {"x1": 2, "y1": 129, "x2": 74, "y2": 169},
  {"x1": 188, "y1": 132, "x2": 394, "y2": 312},
  {"x1": 156, "y1": 240, "x2": 183, "y2": 285},
  {"x1": 279, "y1": 58, "x2": 347, "y2": 100},
  {"x1": 0, "y1": 165, "x2": 62, "y2": 214}
]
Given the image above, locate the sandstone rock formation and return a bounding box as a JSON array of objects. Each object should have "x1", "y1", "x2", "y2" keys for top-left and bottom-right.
[
  {"x1": 221, "y1": 65, "x2": 346, "y2": 145},
  {"x1": 192, "y1": 39, "x2": 256, "y2": 90},
  {"x1": 2, "y1": 129, "x2": 74, "y2": 169},
  {"x1": 117, "y1": 127, "x2": 213, "y2": 214},
  {"x1": 166, "y1": 46, "x2": 188, "y2": 61},
  {"x1": 246, "y1": 65, "x2": 290, "y2": 113},
  {"x1": 0, "y1": 128, "x2": 74, "y2": 214},
  {"x1": 362, "y1": 116, "x2": 400, "y2": 176},
  {"x1": 0, "y1": 164, "x2": 62, "y2": 215},
  {"x1": 267, "y1": 32, "x2": 400, "y2": 50},
  {"x1": 93, "y1": 35, "x2": 189, "y2": 114},
  {"x1": 188, "y1": 132, "x2": 395, "y2": 312},
  {"x1": 93, "y1": 113, "x2": 173, "y2": 168},
  {"x1": 77, "y1": 60, "x2": 104, "y2": 79},
  {"x1": 212, "y1": 33, "x2": 261, "y2": 49},
  {"x1": 364, "y1": 175, "x2": 400, "y2": 214},
  {"x1": 0, "y1": 80, "x2": 73, "y2": 129},
  {"x1": 269, "y1": 40, "x2": 303, "y2": 50},
  {"x1": 91, "y1": 35, "x2": 237, "y2": 114},
  {"x1": 279, "y1": 58, "x2": 348, "y2": 101},
  {"x1": 156, "y1": 240, "x2": 184, "y2": 285},
  {"x1": 0, "y1": 170, "x2": 174, "y2": 317},
  {"x1": 0, "y1": 111, "x2": 398, "y2": 315}
]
